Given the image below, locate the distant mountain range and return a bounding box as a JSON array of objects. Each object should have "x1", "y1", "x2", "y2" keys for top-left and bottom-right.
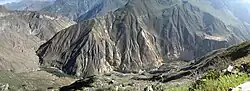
[
  {"x1": 4, "y1": 0, "x2": 55, "y2": 11},
  {"x1": 5, "y1": 0, "x2": 250, "y2": 24},
  {"x1": 41, "y1": 0, "x2": 128, "y2": 21}
]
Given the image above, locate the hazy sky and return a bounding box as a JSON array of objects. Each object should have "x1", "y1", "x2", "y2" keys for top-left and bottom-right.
[
  {"x1": 0, "y1": 0, "x2": 20, "y2": 4},
  {"x1": 243, "y1": 0, "x2": 250, "y2": 3},
  {"x1": 0, "y1": 0, "x2": 54, "y2": 5}
]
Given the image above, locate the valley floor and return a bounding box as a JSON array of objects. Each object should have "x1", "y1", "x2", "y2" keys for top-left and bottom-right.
[{"x1": 0, "y1": 71, "x2": 75, "y2": 91}]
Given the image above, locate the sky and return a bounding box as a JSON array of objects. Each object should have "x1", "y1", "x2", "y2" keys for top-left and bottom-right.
[
  {"x1": 0, "y1": 0, "x2": 20, "y2": 4},
  {"x1": 243, "y1": 0, "x2": 250, "y2": 3},
  {"x1": 0, "y1": 0, "x2": 54, "y2": 5}
]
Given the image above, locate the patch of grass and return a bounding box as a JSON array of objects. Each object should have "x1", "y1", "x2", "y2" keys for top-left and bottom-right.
[
  {"x1": 190, "y1": 53, "x2": 250, "y2": 91},
  {"x1": 166, "y1": 70, "x2": 250, "y2": 91},
  {"x1": 192, "y1": 72, "x2": 250, "y2": 91}
]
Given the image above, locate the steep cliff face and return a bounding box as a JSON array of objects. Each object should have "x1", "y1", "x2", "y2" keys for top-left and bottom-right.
[
  {"x1": 42, "y1": 0, "x2": 128, "y2": 21},
  {"x1": 36, "y1": 0, "x2": 250, "y2": 77},
  {"x1": 0, "y1": 10, "x2": 75, "y2": 73}
]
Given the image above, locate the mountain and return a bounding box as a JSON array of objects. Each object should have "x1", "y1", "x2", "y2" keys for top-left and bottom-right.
[
  {"x1": 42, "y1": 0, "x2": 128, "y2": 21},
  {"x1": 36, "y1": 0, "x2": 250, "y2": 77},
  {"x1": 0, "y1": 0, "x2": 250, "y2": 90},
  {"x1": 4, "y1": 0, "x2": 55, "y2": 11},
  {"x1": 115, "y1": 41, "x2": 250, "y2": 91},
  {"x1": 0, "y1": 8, "x2": 75, "y2": 73},
  {"x1": 203, "y1": 0, "x2": 250, "y2": 24},
  {"x1": 42, "y1": 0, "x2": 250, "y2": 23}
]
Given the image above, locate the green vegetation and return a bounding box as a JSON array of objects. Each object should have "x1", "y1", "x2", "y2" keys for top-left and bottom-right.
[
  {"x1": 188, "y1": 43, "x2": 250, "y2": 91},
  {"x1": 192, "y1": 72, "x2": 249, "y2": 91},
  {"x1": 166, "y1": 72, "x2": 249, "y2": 91}
]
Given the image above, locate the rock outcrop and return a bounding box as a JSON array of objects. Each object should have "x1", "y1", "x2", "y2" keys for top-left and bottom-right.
[
  {"x1": 37, "y1": 0, "x2": 250, "y2": 77},
  {"x1": 0, "y1": 10, "x2": 75, "y2": 72}
]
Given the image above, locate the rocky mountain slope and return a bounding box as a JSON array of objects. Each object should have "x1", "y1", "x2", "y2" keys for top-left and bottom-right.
[
  {"x1": 181, "y1": 40, "x2": 250, "y2": 77},
  {"x1": 42, "y1": 0, "x2": 128, "y2": 21},
  {"x1": 0, "y1": 6, "x2": 75, "y2": 73},
  {"x1": 4, "y1": 0, "x2": 55, "y2": 11},
  {"x1": 37, "y1": 0, "x2": 250, "y2": 77},
  {"x1": 135, "y1": 40, "x2": 250, "y2": 83},
  {"x1": 0, "y1": 0, "x2": 250, "y2": 90},
  {"x1": 59, "y1": 41, "x2": 250, "y2": 91}
]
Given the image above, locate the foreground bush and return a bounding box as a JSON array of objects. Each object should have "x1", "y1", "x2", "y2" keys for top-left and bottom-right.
[{"x1": 191, "y1": 72, "x2": 249, "y2": 91}]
